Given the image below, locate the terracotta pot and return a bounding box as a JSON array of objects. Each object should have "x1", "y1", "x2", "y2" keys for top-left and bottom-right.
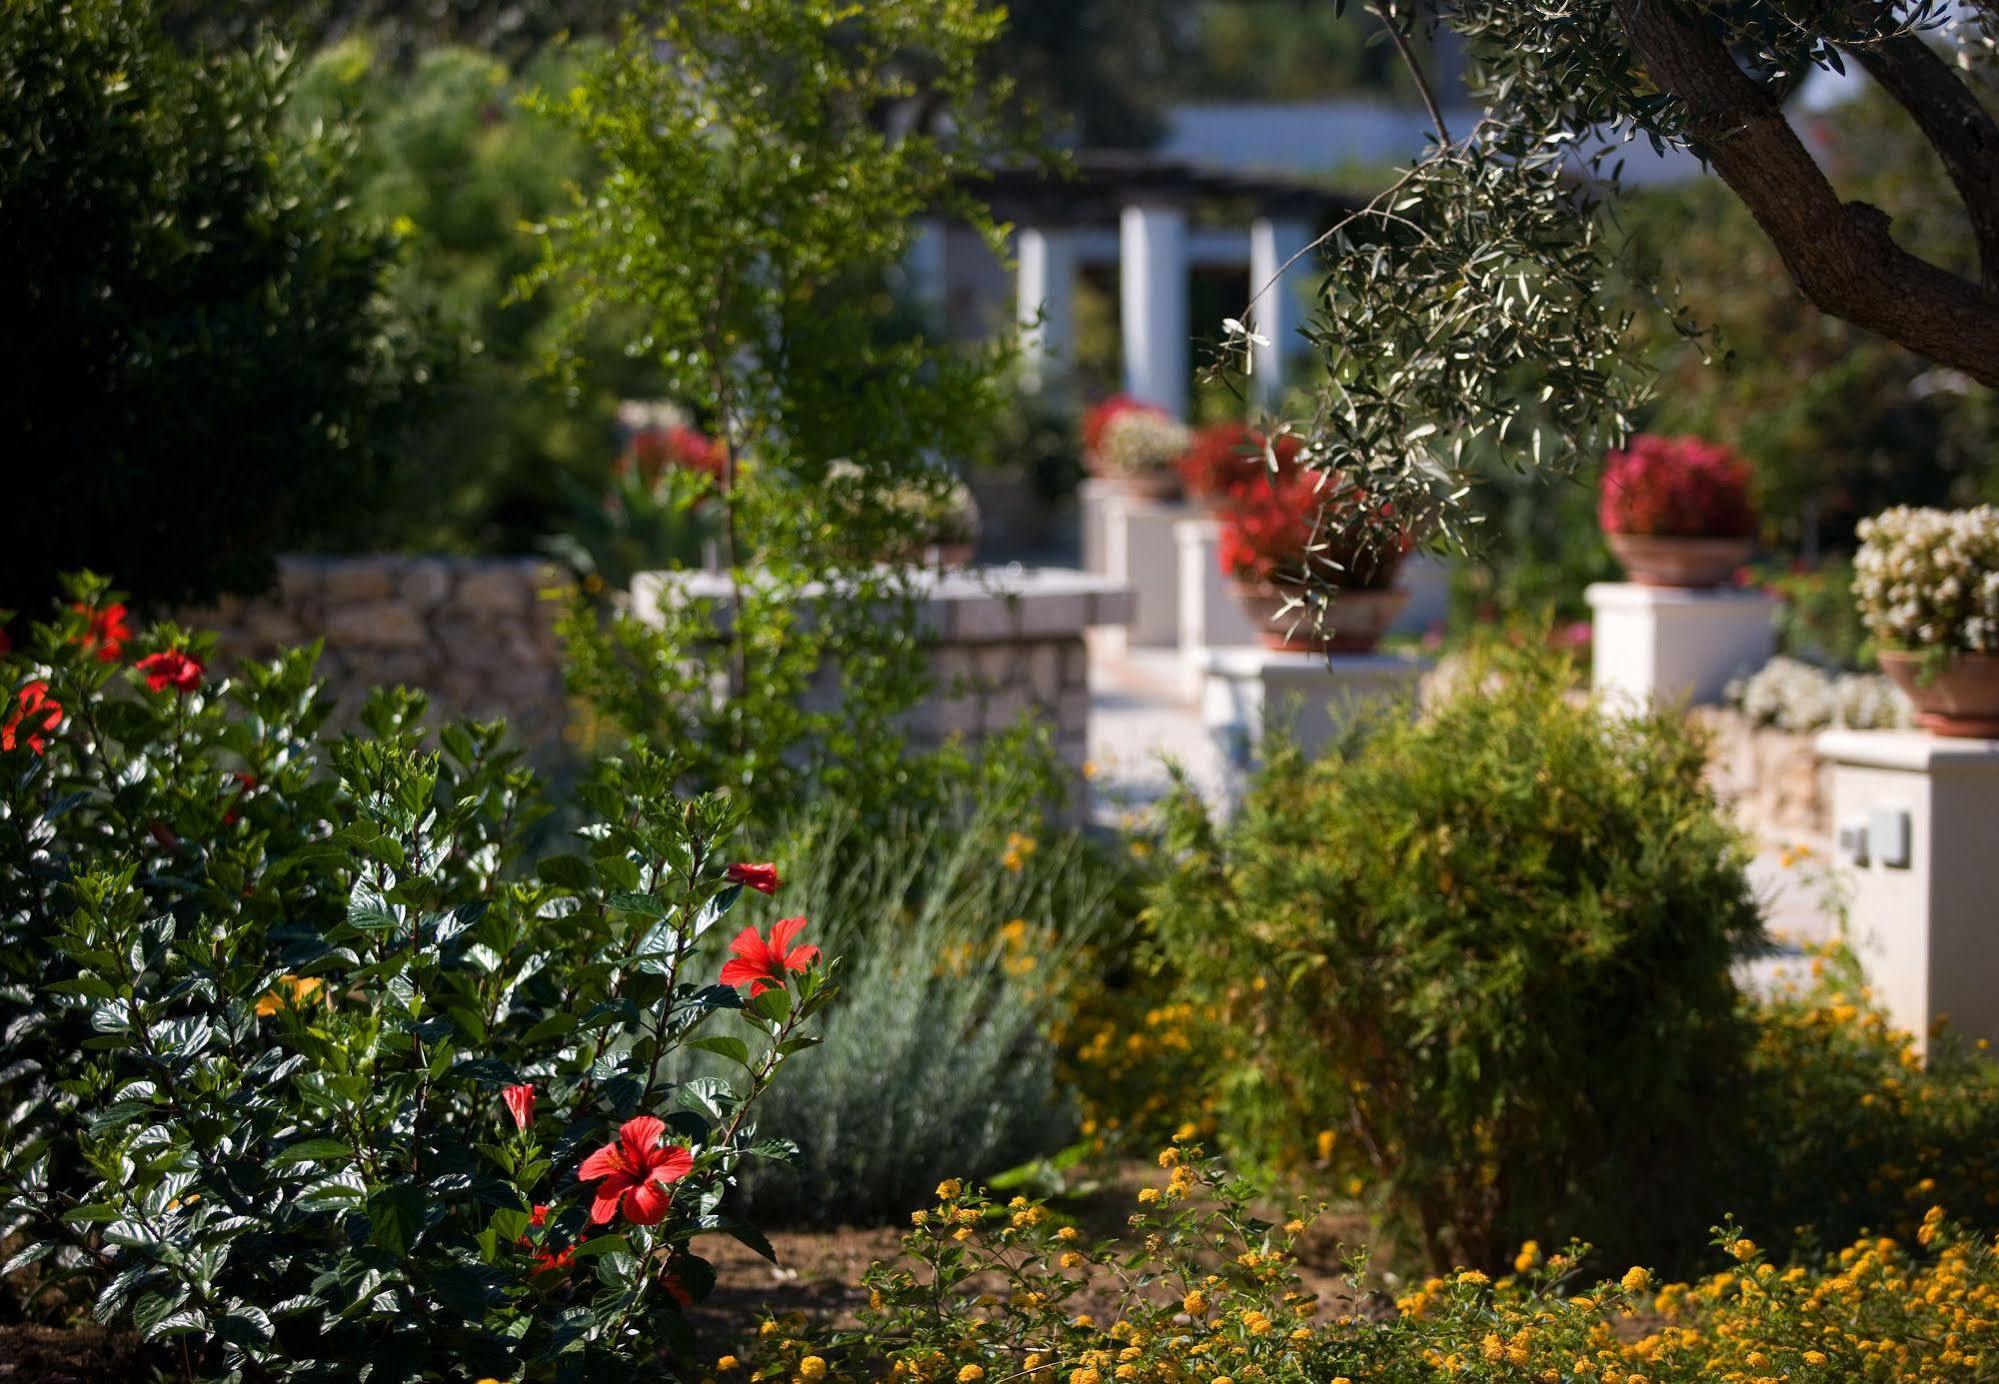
[
  {"x1": 923, "y1": 542, "x2": 977, "y2": 571},
  {"x1": 1606, "y1": 532, "x2": 1754, "y2": 588},
  {"x1": 1230, "y1": 581, "x2": 1409, "y2": 653},
  {"x1": 1878, "y1": 651, "x2": 1999, "y2": 738},
  {"x1": 1109, "y1": 468, "x2": 1184, "y2": 503}
]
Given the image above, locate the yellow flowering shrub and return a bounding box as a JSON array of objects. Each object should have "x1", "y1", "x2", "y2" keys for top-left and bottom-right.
[
  {"x1": 725, "y1": 1150, "x2": 1999, "y2": 1384},
  {"x1": 1144, "y1": 642, "x2": 1763, "y2": 1273},
  {"x1": 1730, "y1": 943, "x2": 1999, "y2": 1257}
]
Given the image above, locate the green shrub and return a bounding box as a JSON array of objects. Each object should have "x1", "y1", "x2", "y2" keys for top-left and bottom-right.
[
  {"x1": 0, "y1": 578, "x2": 830, "y2": 1376},
  {"x1": 708, "y1": 788, "x2": 1130, "y2": 1225},
  {"x1": 1147, "y1": 641, "x2": 1764, "y2": 1272},
  {"x1": 0, "y1": 0, "x2": 443, "y2": 613},
  {"x1": 1732, "y1": 944, "x2": 1999, "y2": 1258}
]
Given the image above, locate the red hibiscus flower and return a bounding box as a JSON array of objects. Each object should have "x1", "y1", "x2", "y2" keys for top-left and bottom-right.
[
  {"x1": 724, "y1": 861, "x2": 781, "y2": 895},
  {"x1": 718, "y1": 916, "x2": 819, "y2": 997},
  {"x1": 502, "y1": 1083, "x2": 537, "y2": 1131},
  {"x1": 2, "y1": 681, "x2": 63, "y2": 755},
  {"x1": 136, "y1": 649, "x2": 203, "y2": 694},
  {"x1": 577, "y1": 1115, "x2": 694, "y2": 1226},
  {"x1": 73, "y1": 602, "x2": 132, "y2": 663},
  {"x1": 532, "y1": 1244, "x2": 576, "y2": 1277}
]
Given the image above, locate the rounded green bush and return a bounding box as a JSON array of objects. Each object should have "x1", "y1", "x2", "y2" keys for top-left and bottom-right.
[{"x1": 1148, "y1": 640, "x2": 1764, "y2": 1272}]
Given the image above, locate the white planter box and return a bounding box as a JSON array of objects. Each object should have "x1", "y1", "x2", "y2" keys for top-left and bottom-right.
[{"x1": 1586, "y1": 581, "x2": 1780, "y2": 709}]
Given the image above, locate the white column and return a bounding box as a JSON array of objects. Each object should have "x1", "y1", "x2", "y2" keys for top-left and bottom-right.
[
  {"x1": 1120, "y1": 203, "x2": 1190, "y2": 418},
  {"x1": 1819, "y1": 730, "x2": 1999, "y2": 1055},
  {"x1": 905, "y1": 219, "x2": 948, "y2": 330},
  {"x1": 1248, "y1": 216, "x2": 1311, "y2": 409},
  {"x1": 1016, "y1": 226, "x2": 1078, "y2": 386},
  {"x1": 1177, "y1": 516, "x2": 1264, "y2": 698}
]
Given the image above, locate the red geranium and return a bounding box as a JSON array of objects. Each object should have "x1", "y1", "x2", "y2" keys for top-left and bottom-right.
[
  {"x1": 622, "y1": 424, "x2": 725, "y2": 487},
  {"x1": 577, "y1": 1115, "x2": 694, "y2": 1226},
  {"x1": 2, "y1": 681, "x2": 63, "y2": 755},
  {"x1": 1217, "y1": 471, "x2": 1401, "y2": 590},
  {"x1": 502, "y1": 1083, "x2": 536, "y2": 1131},
  {"x1": 1599, "y1": 434, "x2": 1757, "y2": 538},
  {"x1": 724, "y1": 861, "x2": 781, "y2": 895},
  {"x1": 1178, "y1": 423, "x2": 1301, "y2": 502},
  {"x1": 136, "y1": 649, "x2": 204, "y2": 694},
  {"x1": 718, "y1": 916, "x2": 819, "y2": 997},
  {"x1": 73, "y1": 602, "x2": 132, "y2": 662}
]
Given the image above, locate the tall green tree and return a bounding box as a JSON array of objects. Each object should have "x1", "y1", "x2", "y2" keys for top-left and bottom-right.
[
  {"x1": 0, "y1": 0, "x2": 442, "y2": 612},
  {"x1": 535, "y1": 0, "x2": 1028, "y2": 816}
]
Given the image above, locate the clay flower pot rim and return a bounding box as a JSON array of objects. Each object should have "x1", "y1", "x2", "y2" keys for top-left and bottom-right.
[
  {"x1": 1605, "y1": 532, "x2": 1754, "y2": 589},
  {"x1": 1228, "y1": 579, "x2": 1407, "y2": 653},
  {"x1": 1877, "y1": 650, "x2": 1999, "y2": 739}
]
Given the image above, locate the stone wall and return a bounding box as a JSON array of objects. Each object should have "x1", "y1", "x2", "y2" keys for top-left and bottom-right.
[
  {"x1": 630, "y1": 566, "x2": 1130, "y2": 785},
  {"x1": 188, "y1": 556, "x2": 567, "y2": 746},
  {"x1": 1691, "y1": 705, "x2": 1831, "y2": 844}
]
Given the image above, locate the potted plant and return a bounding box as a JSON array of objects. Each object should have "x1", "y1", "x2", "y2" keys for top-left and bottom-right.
[
  {"x1": 1599, "y1": 434, "x2": 1758, "y2": 587},
  {"x1": 1178, "y1": 421, "x2": 1301, "y2": 508},
  {"x1": 1854, "y1": 504, "x2": 1999, "y2": 737},
  {"x1": 1082, "y1": 395, "x2": 1189, "y2": 501},
  {"x1": 1218, "y1": 470, "x2": 1406, "y2": 652},
  {"x1": 900, "y1": 471, "x2": 982, "y2": 569}
]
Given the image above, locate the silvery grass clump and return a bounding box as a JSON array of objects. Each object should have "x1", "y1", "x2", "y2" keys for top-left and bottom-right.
[
  {"x1": 685, "y1": 787, "x2": 1126, "y2": 1225},
  {"x1": 1853, "y1": 505, "x2": 1999, "y2": 655},
  {"x1": 1727, "y1": 656, "x2": 1911, "y2": 733}
]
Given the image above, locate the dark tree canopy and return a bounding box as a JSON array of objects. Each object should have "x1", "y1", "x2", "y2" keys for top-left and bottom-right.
[{"x1": 0, "y1": 0, "x2": 440, "y2": 613}]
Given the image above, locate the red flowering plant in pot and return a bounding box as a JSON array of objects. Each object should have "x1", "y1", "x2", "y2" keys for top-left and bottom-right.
[
  {"x1": 0, "y1": 575, "x2": 836, "y2": 1377},
  {"x1": 1217, "y1": 470, "x2": 1407, "y2": 652},
  {"x1": 1081, "y1": 395, "x2": 1191, "y2": 502},
  {"x1": 550, "y1": 404, "x2": 724, "y2": 592},
  {"x1": 1598, "y1": 434, "x2": 1759, "y2": 587},
  {"x1": 1177, "y1": 421, "x2": 1302, "y2": 508}
]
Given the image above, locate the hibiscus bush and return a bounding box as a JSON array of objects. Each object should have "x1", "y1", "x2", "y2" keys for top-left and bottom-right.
[{"x1": 0, "y1": 576, "x2": 833, "y2": 1378}]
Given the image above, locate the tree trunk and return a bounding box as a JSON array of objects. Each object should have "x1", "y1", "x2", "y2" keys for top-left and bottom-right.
[{"x1": 1615, "y1": 0, "x2": 1999, "y2": 388}]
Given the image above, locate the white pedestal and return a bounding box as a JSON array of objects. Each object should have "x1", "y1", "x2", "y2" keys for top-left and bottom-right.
[
  {"x1": 1176, "y1": 517, "x2": 1263, "y2": 698},
  {"x1": 1586, "y1": 582, "x2": 1780, "y2": 709},
  {"x1": 1080, "y1": 479, "x2": 1117, "y2": 578},
  {"x1": 1817, "y1": 730, "x2": 1999, "y2": 1055},
  {"x1": 1202, "y1": 649, "x2": 1428, "y2": 792},
  {"x1": 1102, "y1": 493, "x2": 1195, "y2": 651},
  {"x1": 1392, "y1": 553, "x2": 1452, "y2": 637}
]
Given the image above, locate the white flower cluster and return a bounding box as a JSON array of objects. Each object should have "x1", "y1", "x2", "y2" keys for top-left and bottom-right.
[
  {"x1": 1726, "y1": 656, "x2": 1912, "y2": 733},
  {"x1": 1099, "y1": 409, "x2": 1191, "y2": 477},
  {"x1": 1853, "y1": 505, "x2": 1999, "y2": 654}
]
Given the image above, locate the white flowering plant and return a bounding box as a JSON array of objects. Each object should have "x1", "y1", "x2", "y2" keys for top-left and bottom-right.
[
  {"x1": 1726, "y1": 657, "x2": 1911, "y2": 733},
  {"x1": 1098, "y1": 409, "x2": 1192, "y2": 478},
  {"x1": 1853, "y1": 506, "x2": 1999, "y2": 661}
]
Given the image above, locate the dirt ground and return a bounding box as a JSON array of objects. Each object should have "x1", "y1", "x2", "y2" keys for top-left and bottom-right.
[
  {"x1": 2, "y1": 1164, "x2": 1387, "y2": 1376},
  {"x1": 688, "y1": 1165, "x2": 1385, "y2": 1355}
]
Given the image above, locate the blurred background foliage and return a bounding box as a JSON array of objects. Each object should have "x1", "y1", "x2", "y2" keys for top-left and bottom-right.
[{"x1": 292, "y1": 37, "x2": 664, "y2": 555}]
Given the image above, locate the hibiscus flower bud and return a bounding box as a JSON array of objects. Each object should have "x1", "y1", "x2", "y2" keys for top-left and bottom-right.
[
  {"x1": 502, "y1": 1083, "x2": 536, "y2": 1131},
  {"x1": 724, "y1": 861, "x2": 781, "y2": 894}
]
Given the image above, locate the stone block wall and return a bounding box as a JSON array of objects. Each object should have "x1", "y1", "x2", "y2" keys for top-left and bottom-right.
[
  {"x1": 187, "y1": 556, "x2": 568, "y2": 746},
  {"x1": 1691, "y1": 706, "x2": 1832, "y2": 844},
  {"x1": 631, "y1": 567, "x2": 1130, "y2": 782}
]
